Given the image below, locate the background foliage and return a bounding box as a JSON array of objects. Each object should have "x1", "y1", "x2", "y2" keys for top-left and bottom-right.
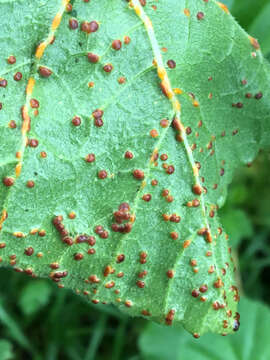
[{"x1": 0, "y1": 0, "x2": 269, "y2": 359}]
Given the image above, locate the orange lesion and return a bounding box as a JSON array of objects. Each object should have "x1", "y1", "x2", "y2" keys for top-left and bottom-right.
[
  {"x1": 0, "y1": 210, "x2": 8, "y2": 230},
  {"x1": 52, "y1": 13, "x2": 62, "y2": 30},
  {"x1": 183, "y1": 8, "x2": 190, "y2": 17},
  {"x1": 35, "y1": 42, "x2": 46, "y2": 59},
  {"x1": 15, "y1": 163, "x2": 22, "y2": 177},
  {"x1": 249, "y1": 36, "x2": 260, "y2": 50},
  {"x1": 26, "y1": 77, "x2": 35, "y2": 95},
  {"x1": 217, "y1": 2, "x2": 229, "y2": 14}
]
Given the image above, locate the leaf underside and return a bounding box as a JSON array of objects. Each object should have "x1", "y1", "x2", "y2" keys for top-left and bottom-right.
[{"x1": 0, "y1": 0, "x2": 269, "y2": 336}]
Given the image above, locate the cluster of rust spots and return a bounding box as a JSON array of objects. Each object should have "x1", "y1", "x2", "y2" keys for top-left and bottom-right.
[
  {"x1": 140, "y1": 251, "x2": 147, "y2": 264},
  {"x1": 95, "y1": 225, "x2": 109, "y2": 239},
  {"x1": 53, "y1": 215, "x2": 73, "y2": 245},
  {"x1": 165, "y1": 309, "x2": 175, "y2": 325},
  {"x1": 161, "y1": 189, "x2": 174, "y2": 203},
  {"x1": 92, "y1": 108, "x2": 104, "y2": 127},
  {"x1": 81, "y1": 20, "x2": 99, "y2": 34},
  {"x1": 112, "y1": 203, "x2": 133, "y2": 233},
  {"x1": 186, "y1": 199, "x2": 200, "y2": 208},
  {"x1": 162, "y1": 213, "x2": 180, "y2": 223},
  {"x1": 197, "y1": 227, "x2": 212, "y2": 243},
  {"x1": 50, "y1": 270, "x2": 68, "y2": 283}
]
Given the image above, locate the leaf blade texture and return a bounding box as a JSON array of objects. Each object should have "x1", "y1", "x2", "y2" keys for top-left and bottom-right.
[{"x1": 0, "y1": 0, "x2": 270, "y2": 336}]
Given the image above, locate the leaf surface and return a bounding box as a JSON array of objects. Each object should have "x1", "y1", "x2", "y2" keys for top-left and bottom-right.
[
  {"x1": 0, "y1": 0, "x2": 270, "y2": 336},
  {"x1": 139, "y1": 297, "x2": 270, "y2": 360}
]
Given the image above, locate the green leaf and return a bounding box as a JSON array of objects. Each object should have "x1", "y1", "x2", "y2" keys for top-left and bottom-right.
[
  {"x1": 139, "y1": 297, "x2": 270, "y2": 360},
  {"x1": 0, "y1": 340, "x2": 14, "y2": 360},
  {"x1": 19, "y1": 279, "x2": 52, "y2": 315},
  {"x1": 0, "y1": 0, "x2": 270, "y2": 336}
]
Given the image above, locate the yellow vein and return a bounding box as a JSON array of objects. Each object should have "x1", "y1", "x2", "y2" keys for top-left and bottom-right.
[
  {"x1": 0, "y1": 0, "x2": 70, "y2": 232},
  {"x1": 131, "y1": 0, "x2": 225, "y2": 320}
]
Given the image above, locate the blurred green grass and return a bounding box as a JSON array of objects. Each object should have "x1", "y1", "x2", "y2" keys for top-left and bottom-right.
[{"x1": 0, "y1": 1, "x2": 270, "y2": 359}]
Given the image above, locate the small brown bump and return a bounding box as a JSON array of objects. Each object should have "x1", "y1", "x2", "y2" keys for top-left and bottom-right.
[
  {"x1": 142, "y1": 194, "x2": 151, "y2": 202},
  {"x1": 29, "y1": 139, "x2": 39, "y2": 147},
  {"x1": 0, "y1": 79, "x2": 7, "y2": 88},
  {"x1": 94, "y1": 118, "x2": 103, "y2": 127},
  {"x1": 191, "y1": 289, "x2": 199, "y2": 298},
  {"x1": 39, "y1": 66, "x2": 52, "y2": 78},
  {"x1": 166, "y1": 195, "x2": 174, "y2": 203},
  {"x1": 160, "y1": 119, "x2": 169, "y2": 128},
  {"x1": 192, "y1": 199, "x2": 200, "y2": 207},
  {"x1": 199, "y1": 284, "x2": 208, "y2": 293},
  {"x1": 255, "y1": 92, "x2": 263, "y2": 100},
  {"x1": 166, "y1": 165, "x2": 175, "y2": 175},
  {"x1": 85, "y1": 153, "x2": 95, "y2": 163},
  {"x1": 160, "y1": 154, "x2": 168, "y2": 161},
  {"x1": 26, "y1": 180, "x2": 35, "y2": 188},
  {"x1": 170, "y1": 231, "x2": 178, "y2": 240},
  {"x1": 38, "y1": 230, "x2": 46, "y2": 237},
  {"x1": 112, "y1": 40, "x2": 122, "y2": 50},
  {"x1": 7, "y1": 56, "x2": 16, "y2": 64},
  {"x1": 162, "y1": 189, "x2": 169, "y2": 197},
  {"x1": 72, "y1": 116, "x2": 81, "y2": 126},
  {"x1": 136, "y1": 280, "x2": 145, "y2": 288},
  {"x1": 133, "y1": 169, "x2": 144, "y2": 180},
  {"x1": 68, "y1": 212, "x2": 76, "y2": 219},
  {"x1": 98, "y1": 170, "x2": 107, "y2": 179},
  {"x1": 117, "y1": 254, "x2": 125, "y2": 263},
  {"x1": 24, "y1": 247, "x2": 34, "y2": 256},
  {"x1": 103, "y1": 64, "x2": 113, "y2": 73},
  {"x1": 9, "y1": 120, "x2": 17, "y2": 129},
  {"x1": 165, "y1": 309, "x2": 175, "y2": 325},
  {"x1": 192, "y1": 184, "x2": 202, "y2": 195},
  {"x1": 40, "y1": 151, "x2": 47, "y2": 158},
  {"x1": 125, "y1": 151, "x2": 133, "y2": 159},
  {"x1": 118, "y1": 76, "x2": 126, "y2": 84},
  {"x1": 89, "y1": 21, "x2": 99, "y2": 32},
  {"x1": 69, "y1": 18, "x2": 78, "y2": 29},
  {"x1": 87, "y1": 53, "x2": 99, "y2": 63},
  {"x1": 167, "y1": 270, "x2": 174, "y2": 278},
  {"x1": 3, "y1": 177, "x2": 14, "y2": 187},
  {"x1": 81, "y1": 21, "x2": 91, "y2": 33},
  {"x1": 197, "y1": 12, "x2": 204, "y2": 20},
  {"x1": 150, "y1": 129, "x2": 158, "y2": 138},
  {"x1": 167, "y1": 59, "x2": 176, "y2": 69},
  {"x1": 124, "y1": 36, "x2": 131, "y2": 44},
  {"x1": 190, "y1": 259, "x2": 197, "y2": 267},
  {"x1": 74, "y1": 253, "x2": 84, "y2": 261},
  {"x1": 66, "y1": 3, "x2": 72, "y2": 11},
  {"x1": 30, "y1": 99, "x2": 39, "y2": 108},
  {"x1": 14, "y1": 72, "x2": 22, "y2": 81},
  {"x1": 151, "y1": 179, "x2": 158, "y2": 186}
]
